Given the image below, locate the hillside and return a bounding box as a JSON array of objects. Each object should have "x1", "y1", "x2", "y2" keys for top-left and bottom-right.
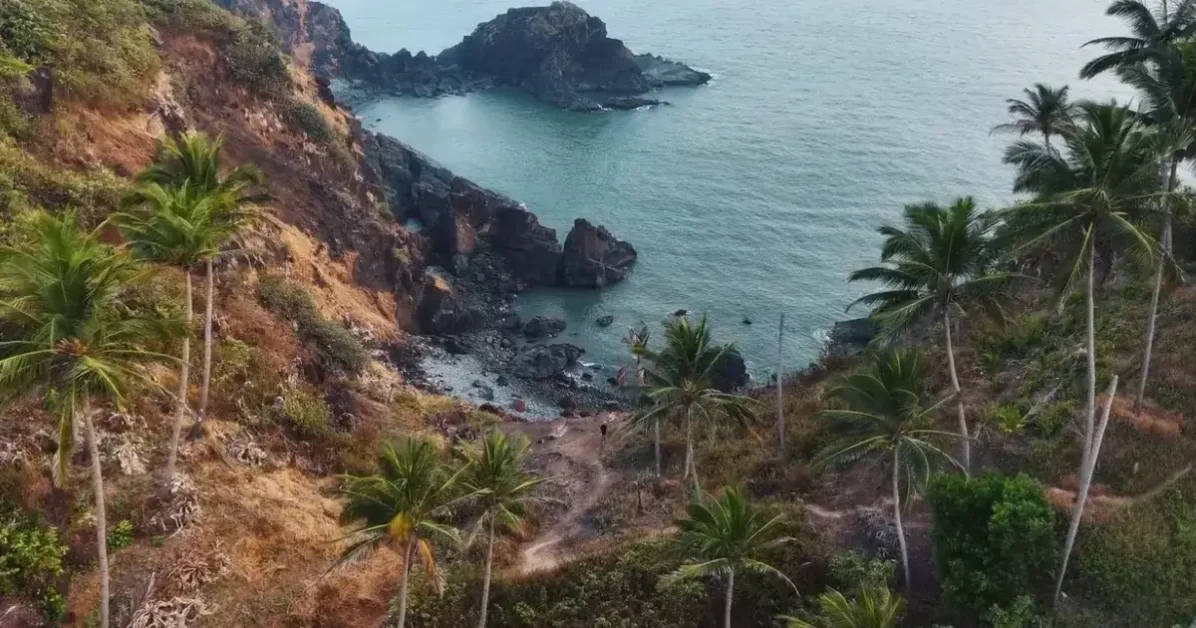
[{"x1": 4, "y1": 1, "x2": 1196, "y2": 628}]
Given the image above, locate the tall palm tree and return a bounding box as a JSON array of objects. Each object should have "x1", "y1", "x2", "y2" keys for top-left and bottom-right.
[
  {"x1": 1001, "y1": 101, "x2": 1166, "y2": 501},
  {"x1": 337, "y1": 439, "x2": 470, "y2": 628},
  {"x1": 991, "y1": 84, "x2": 1077, "y2": 149},
  {"x1": 1079, "y1": 0, "x2": 1196, "y2": 79},
  {"x1": 456, "y1": 431, "x2": 543, "y2": 628},
  {"x1": 819, "y1": 348, "x2": 963, "y2": 589},
  {"x1": 782, "y1": 585, "x2": 906, "y2": 628},
  {"x1": 849, "y1": 198, "x2": 1008, "y2": 472},
  {"x1": 662, "y1": 486, "x2": 797, "y2": 628},
  {"x1": 116, "y1": 183, "x2": 245, "y2": 485},
  {"x1": 136, "y1": 132, "x2": 265, "y2": 434},
  {"x1": 0, "y1": 211, "x2": 177, "y2": 628},
  {"x1": 623, "y1": 323, "x2": 660, "y2": 475},
  {"x1": 1115, "y1": 44, "x2": 1196, "y2": 412},
  {"x1": 633, "y1": 316, "x2": 755, "y2": 494}
]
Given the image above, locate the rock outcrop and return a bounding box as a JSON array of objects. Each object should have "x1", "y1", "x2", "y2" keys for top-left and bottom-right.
[
  {"x1": 828, "y1": 317, "x2": 879, "y2": 356},
  {"x1": 559, "y1": 218, "x2": 637, "y2": 287},
  {"x1": 510, "y1": 343, "x2": 583, "y2": 379},
  {"x1": 523, "y1": 315, "x2": 567, "y2": 339},
  {"x1": 414, "y1": 272, "x2": 483, "y2": 335},
  {"x1": 712, "y1": 350, "x2": 749, "y2": 391}
]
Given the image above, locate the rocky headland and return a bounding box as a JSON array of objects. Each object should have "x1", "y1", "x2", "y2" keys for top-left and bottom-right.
[{"x1": 223, "y1": 0, "x2": 711, "y2": 111}]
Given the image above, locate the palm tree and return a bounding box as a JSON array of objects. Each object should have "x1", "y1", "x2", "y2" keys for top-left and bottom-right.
[
  {"x1": 633, "y1": 316, "x2": 755, "y2": 494},
  {"x1": 136, "y1": 132, "x2": 265, "y2": 434},
  {"x1": 849, "y1": 198, "x2": 1010, "y2": 472},
  {"x1": 337, "y1": 439, "x2": 470, "y2": 628},
  {"x1": 819, "y1": 348, "x2": 963, "y2": 589},
  {"x1": 782, "y1": 585, "x2": 905, "y2": 628},
  {"x1": 991, "y1": 84, "x2": 1077, "y2": 149},
  {"x1": 1115, "y1": 44, "x2": 1196, "y2": 412},
  {"x1": 1002, "y1": 101, "x2": 1166, "y2": 508},
  {"x1": 662, "y1": 486, "x2": 797, "y2": 628},
  {"x1": 0, "y1": 211, "x2": 177, "y2": 628},
  {"x1": 116, "y1": 183, "x2": 245, "y2": 485},
  {"x1": 623, "y1": 323, "x2": 660, "y2": 475},
  {"x1": 456, "y1": 431, "x2": 543, "y2": 628},
  {"x1": 1079, "y1": 0, "x2": 1196, "y2": 79}
]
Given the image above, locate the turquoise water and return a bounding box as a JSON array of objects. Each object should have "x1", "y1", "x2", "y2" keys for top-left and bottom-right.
[{"x1": 328, "y1": 0, "x2": 1130, "y2": 376}]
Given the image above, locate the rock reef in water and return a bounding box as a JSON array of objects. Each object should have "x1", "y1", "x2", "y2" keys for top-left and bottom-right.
[
  {"x1": 559, "y1": 218, "x2": 637, "y2": 287},
  {"x1": 308, "y1": 1, "x2": 711, "y2": 110}
]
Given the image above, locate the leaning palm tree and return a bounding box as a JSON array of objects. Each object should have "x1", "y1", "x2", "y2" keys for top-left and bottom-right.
[
  {"x1": 0, "y1": 211, "x2": 177, "y2": 628},
  {"x1": 623, "y1": 323, "x2": 660, "y2": 475},
  {"x1": 849, "y1": 198, "x2": 1010, "y2": 472},
  {"x1": 456, "y1": 431, "x2": 543, "y2": 628},
  {"x1": 337, "y1": 439, "x2": 470, "y2": 628},
  {"x1": 991, "y1": 84, "x2": 1077, "y2": 149},
  {"x1": 782, "y1": 585, "x2": 905, "y2": 628},
  {"x1": 662, "y1": 486, "x2": 797, "y2": 628},
  {"x1": 135, "y1": 132, "x2": 265, "y2": 433},
  {"x1": 819, "y1": 348, "x2": 963, "y2": 590},
  {"x1": 1115, "y1": 43, "x2": 1196, "y2": 412},
  {"x1": 1002, "y1": 101, "x2": 1167, "y2": 507},
  {"x1": 1080, "y1": 0, "x2": 1196, "y2": 79},
  {"x1": 633, "y1": 317, "x2": 755, "y2": 494},
  {"x1": 116, "y1": 183, "x2": 245, "y2": 485}
]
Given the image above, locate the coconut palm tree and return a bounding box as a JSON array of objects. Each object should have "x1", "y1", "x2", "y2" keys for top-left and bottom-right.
[
  {"x1": 819, "y1": 348, "x2": 963, "y2": 590},
  {"x1": 1079, "y1": 0, "x2": 1196, "y2": 79},
  {"x1": 782, "y1": 585, "x2": 905, "y2": 628},
  {"x1": 991, "y1": 84, "x2": 1077, "y2": 149},
  {"x1": 0, "y1": 211, "x2": 178, "y2": 628},
  {"x1": 623, "y1": 323, "x2": 660, "y2": 475},
  {"x1": 1001, "y1": 101, "x2": 1166, "y2": 508},
  {"x1": 337, "y1": 439, "x2": 470, "y2": 628},
  {"x1": 633, "y1": 316, "x2": 755, "y2": 494},
  {"x1": 135, "y1": 132, "x2": 265, "y2": 434},
  {"x1": 849, "y1": 198, "x2": 1009, "y2": 472},
  {"x1": 456, "y1": 431, "x2": 543, "y2": 628},
  {"x1": 116, "y1": 183, "x2": 246, "y2": 485},
  {"x1": 662, "y1": 486, "x2": 797, "y2": 628},
  {"x1": 1115, "y1": 44, "x2": 1196, "y2": 412}
]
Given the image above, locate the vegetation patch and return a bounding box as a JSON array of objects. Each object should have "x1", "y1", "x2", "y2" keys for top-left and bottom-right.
[
  {"x1": 0, "y1": 509, "x2": 68, "y2": 621},
  {"x1": 258, "y1": 275, "x2": 369, "y2": 374}
]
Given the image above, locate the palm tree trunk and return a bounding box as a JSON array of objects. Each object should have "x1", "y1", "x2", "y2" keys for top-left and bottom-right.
[
  {"x1": 195, "y1": 257, "x2": 215, "y2": 433},
  {"x1": 83, "y1": 400, "x2": 110, "y2": 628},
  {"x1": 776, "y1": 313, "x2": 785, "y2": 457},
  {"x1": 685, "y1": 405, "x2": 700, "y2": 495},
  {"x1": 1135, "y1": 156, "x2": 1179, "y2": 413},
  {"x1": 640, "y1": 356, "x2": 660, "y2": 477},
  {"x1": 943, "y1": 308, "x2": 969, "y2": 473},
  {"x1": 396, "y1": 538, "x2": 415, "y2": 628},
  {"x1": 164, "y1": 270, "x2": 192, "y2": 485},
  {"x1": 892, "y1": 446, "x2": 910, "y2": 592},
  {"x1": 723, "y1": 567, "x2": 735, "y2": 628},
  {"x1": 1080, "y1": 243, "x2": 1098, "y2": 481},
  {"x1": 478, "y1": 518, "x2": 495, "y2": 628},
  {"x1": 1055, "y1": 375, "x2": 1119, "y2": 605}
]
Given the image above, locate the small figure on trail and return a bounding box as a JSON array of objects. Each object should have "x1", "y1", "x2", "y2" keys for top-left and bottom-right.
[{"x1": 600, "y1": 421, "x2": 609, "y2": 456}]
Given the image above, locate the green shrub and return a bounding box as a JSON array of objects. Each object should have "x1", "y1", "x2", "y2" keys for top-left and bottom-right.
[
  {"x1": 928, "y1": 472, "x2": 1056, "y2": 621},
  {"x1": 0, "y1": 138, "x2": 127, "y2": 224},
  {"x1": 141, "y1": 0, "x2": 239, "y2": 36},
  {"x1": 984, "y1": 403, "x2": 1026, "y2": 436},
  {"x1": 106, "y1": 519, "x2": 133, "y2": 549},
  {"x1": 285, "y1": 99, "x2": 332, "y2": 143},
  {"x1": 257, "y1": 276, "x2": 368, "y2": 374},
  {"x1": 827, "y1": 550, "x2": 895, "y2": 590},
  {"x1": 985, "y1": 595, "x2": 1050, "y2": 628},
  {"x1": 1075, "y1": 488, "x2": 1196, "y2": 625},
  {"x1": 226, "y1": 20, "x2": 290, "y2": 95},
  {"x1": 276, "y1": 386, "x2": 331, "y2": 437},
  {"x1": 0, "y1": 511, "x2": 68, "y2": 620}
]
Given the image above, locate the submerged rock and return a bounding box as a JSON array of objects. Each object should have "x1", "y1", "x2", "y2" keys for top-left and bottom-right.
[
  {"x1": 523, "y1": 315, "x2": 567, "y2": 339},
  {"x1": 559, "y1": 218, "x2": 637, "y2": 287},
  {"x1": 596, "y1": 315, "x2": 615, "y2": 327}
]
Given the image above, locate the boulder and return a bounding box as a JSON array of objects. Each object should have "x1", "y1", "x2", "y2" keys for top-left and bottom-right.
[
  {"x1": 595, "y1": 315, "x2": 615, "y2": 327},
  {"x1": 510, "y1": 343, "x2": 583, "y2": 379},
  {"x1": 559, "y1": 218, "x2": 637, "y2": 287},
  {"x1": 415, "y1": 273, "x2": 482, "y2": 335},
  {"x1": 558, "y1": 395, "x2": 578, "y2": 411},
  {"x1": 12, "y1": 67, "x2": 53, "y2": 117},
  {"x1": 711, "y1": 350, "x2": 749, "y2": 392},
  {"x1": 523, "y1": 315, "x2": 566, "y2": 339},
  {"x1": 829, "y1": 317, "x2": 880, "y2": 356}
]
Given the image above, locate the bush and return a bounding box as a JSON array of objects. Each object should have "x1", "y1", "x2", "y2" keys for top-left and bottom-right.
[
  {"x1": 106, "y1": 519, "x2": 133, "y2": 549},
  {"x1": 0, "y1": 511, "x2": 68, "y2": 620},
  {"x1": 285, "y1": 99, "x2": 332, "y2": 143},
  {"x1": 226, "y1": 20, "x2": 291, "y2": 96},
  {"x1": 276, "y1": 386, "x2": 331, "y2": 437},
  {"x1": 985, "y1": 595, "x2": 1051, "y2": 628},
  {"x1": 827, "y1": 550, "x2": 895, "y2": 590},
  {"x1": 928, "y1": 472, "x2": 1056, "y2": 621},
  {"x1": 258, "y1": 275, "x2": 368, "y2": 374}
]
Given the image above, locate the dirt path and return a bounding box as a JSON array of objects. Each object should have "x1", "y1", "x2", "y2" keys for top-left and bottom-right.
[{"x1": 508, "y1": 414, "x2": 621, "y2": 574}]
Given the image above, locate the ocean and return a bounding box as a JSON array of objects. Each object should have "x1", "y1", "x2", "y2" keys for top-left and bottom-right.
[{"x1": 326, "y1": 0, "x2": 1131, "y2": 378}]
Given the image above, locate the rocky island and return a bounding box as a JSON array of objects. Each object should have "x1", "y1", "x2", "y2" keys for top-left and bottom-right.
[{"x1": 304, "y1": 1, "x2": 712, "y2": 110}]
